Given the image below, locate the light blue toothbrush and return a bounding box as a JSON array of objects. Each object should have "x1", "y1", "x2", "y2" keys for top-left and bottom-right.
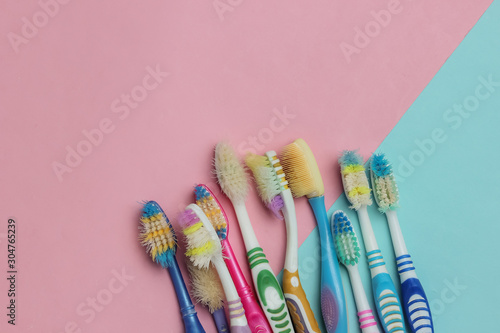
[{"x1": 339, "y1": 151, "x2": 405, "y2": 333}]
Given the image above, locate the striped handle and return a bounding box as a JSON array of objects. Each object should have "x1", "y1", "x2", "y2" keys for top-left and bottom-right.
[
  {"x1": 367, "y1": 250, "x2": 405, "y2": 333},
  {"x1": 227, "y1": 298, "x2": 252, "y2": 333},
  {"x1": 283, "y1": 269, "x2": 321, "y2": 333},
  {"x1": 247, "y1": 247, "x2": 294, "y2": 333},
  {"x1": 397, "y1": 255, "x2": 433, "y2": 333},
  {"x1": 358, "y1": 309, "x2": 379, "y2": 333}
]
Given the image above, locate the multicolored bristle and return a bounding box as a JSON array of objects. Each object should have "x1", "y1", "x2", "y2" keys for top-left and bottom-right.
[
  {"x1": 186, "y1": 261, "x2": 225, "y2": 313},
  {"x1": 339, "y1": 150, "x2": 372, "y2": 210},
  {"x1": 214, "y1": 142, "x2": 249, "y2": 203},
  {"x1": 279, "y1": 138, "x2": 325, "y2": 198},
  {"x1": 331, "y1": 210, "x2": 361, "y2": 267},
  {"x1": 245, "y1": 152, "x2": 286, "y2": 218},
  {"x1": 195, "y1": 185, "x2": 228, "y2": 240},
  {"x1": 178, "y1": 206, "x2": 220, "y2": 269},
  {"x1": 139, "y1": 201, "x2": 176, "y2": 268},
  {"x1": 370, "y1": 153, "x2": 399, "y2": 213}
]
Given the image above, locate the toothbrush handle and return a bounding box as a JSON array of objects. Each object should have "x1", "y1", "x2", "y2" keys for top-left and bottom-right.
[
  {"x1": 357, "y1": 309, "x2": 380, "y2": 333},
  {"x1": 348, "y1": 267, "x2": 380, "y2": 333},
  {"x1": 283, "y1": 268, "x2": 321, "y2": 333},
  {"x1": 367, "y1": 251, "x2": 405, "y2": 333},
  {"x1": 397, "y1": 256, "x2": 433, "y2": 333},
  {"x1": 309, "y1": 196, "x2": 348, "y2": 333},
  {"x1": 227, "y1": 298, "x2": 252, "y2": 333},
  {"x1": 167, "y1": 259, "x2": 206, "y2": 333},
  {"x1": 247, "y1": 247, "x2": 295, "y2": 332},
  {"x1": 222, "y1": 240, "x2": 273, "y2": 332},
  {"x1": 212, "y1": 308, "x2": 230, "y2": 333}
]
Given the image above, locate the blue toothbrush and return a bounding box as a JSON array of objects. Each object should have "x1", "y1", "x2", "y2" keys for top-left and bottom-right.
[
  {"x1": 280, "y1": 139, "x2": 348, "y2": 333},
  {"x1": 370, "y1": 153, "x2": 433, "y2": 333},
  {"x1": 139, "y1": 201, "x2": 205, "y2": 333}
]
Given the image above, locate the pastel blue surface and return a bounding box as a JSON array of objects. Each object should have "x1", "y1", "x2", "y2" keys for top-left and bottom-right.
[{"x1": 288, "y1": 2, "x2": 500, "y2": 332}]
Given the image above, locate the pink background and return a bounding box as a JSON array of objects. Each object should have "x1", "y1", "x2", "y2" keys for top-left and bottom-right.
[{"x1": 0, "y1": 0, "x2": 492, "y2": 332}]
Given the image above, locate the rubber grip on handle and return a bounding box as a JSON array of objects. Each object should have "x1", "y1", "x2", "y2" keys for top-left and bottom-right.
[
  {"x1": 282, "y1": 269, "x2": 321, "y2": 333},
  {"x1": 372, "y1": 273, "x2": 405, "y2": 333},
  {"x1": 227, "y1": 298, "x2": 252, "y2": 333},
  {"x1": 357, "y1": 309, "x2": 379, "y2": 333},
  {"x1": 401, "y1": 278, "x2": 433, "y2": 333},
  {"x1": 309, "y1": 196, "x2": 348, "y2": 333},
  {"x1": 247, "y1": 247, "x2": 294, "y2": 332}
]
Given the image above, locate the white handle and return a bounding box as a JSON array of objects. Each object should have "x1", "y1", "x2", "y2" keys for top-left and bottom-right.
[{"x1": 348, "y1": 266, "x2": 380, "y2": 333}]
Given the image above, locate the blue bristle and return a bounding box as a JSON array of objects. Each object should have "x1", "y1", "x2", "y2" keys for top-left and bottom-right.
[
  {"x1": 194, "y1": 185, "x2": 210, "y2": 200},
  {"x1": 156, "y1": 251, "x2": 175, "y2": 268},
  {"x1": 142, "y1": 201, "x2": 163, "y2": 218},
  {"x1": 371, "y1": 153, "x2": 393, "y2": 177},
  {"x1": 339, "y1": 150, "x2": 363, "y2": 167}
]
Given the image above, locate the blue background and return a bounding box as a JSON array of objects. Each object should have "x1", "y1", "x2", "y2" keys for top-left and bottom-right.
[{"x1": 284, "y1": 1, "x2": 500, "y2": 331}]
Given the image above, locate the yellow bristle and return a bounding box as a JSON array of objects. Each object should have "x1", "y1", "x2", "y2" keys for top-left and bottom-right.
[{"x1": 279, "y1": 139, "x2": 324, "y2": 198}]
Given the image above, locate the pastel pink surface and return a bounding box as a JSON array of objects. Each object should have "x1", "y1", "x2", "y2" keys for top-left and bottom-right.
[{"x1": 0, "y1": 1, "x2": 492, "y2": 332}]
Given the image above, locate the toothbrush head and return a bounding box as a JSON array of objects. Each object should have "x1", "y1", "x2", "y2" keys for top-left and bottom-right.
[
  {"x1": 279, "y1": 138, "x2": 325, "y2": 198},
  {"x1": 214, "y1": 142, "x2": 249, "y2": 204},
  {"x1": 339, "y1": 150, "x2": 372, "y2": 210},
  {"x1": 139, "y1": 201, "x2": 176, "y2": 268},
  {"x1": 179, "y1": 204, "x2": 221, "y2": 269},
  {"x1": 194, "y1": 184, "x2": 228, "y2": 240},
  {"x1": 245, "y1": 152, "x2": 286, "y2": 218},
  {"x1": 331, "y1": 210, "x2": 361, "y2": 267},
  {"x1": 186, "y1": 261, "x2": 225, "y2": 313},
  {"x1": 370, "y1": 153, "x2": 399, "y2": 213}
]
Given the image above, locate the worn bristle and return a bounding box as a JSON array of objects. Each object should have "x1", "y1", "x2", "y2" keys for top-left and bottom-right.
[
  {"x1": 332, "y1": 210, "x2": 361, "y2": 267},
  {"x1": 339, "y1": 150, "x2": 372, "y2": 210},
  {"x1": 139, "y1": 201, "x2": 176, "y2": 268},
  {"x1": 279, "y1": 138, "x2": 324, "y2": 198},
  {"x1": 214, "y1": 142, "x2": 248, "y2": 203},
  {"x1": 178, "y1": 207, "x2": 219, "y2": 269},
  {"x1": 370, "y1": 153, "x2": 399, "y2": 212},
  {"x1": 195, "y1": 185, "x2": 228, "y2": 240},
  {"x1": 186, "y1": 261, "x2": 225, "y2": 313},
  {"x1": 245, "y1": 153, "x2": 281, "y2": 199}
]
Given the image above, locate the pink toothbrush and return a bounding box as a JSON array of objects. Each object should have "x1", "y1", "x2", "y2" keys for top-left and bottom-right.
[{"x1": 195, "y1": 185, "x2": 272, "y2": 333}]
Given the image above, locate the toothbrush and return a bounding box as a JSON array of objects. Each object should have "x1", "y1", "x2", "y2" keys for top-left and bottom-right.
[
  {"x1": 195, "y1": 184, "x2": 273, "y2": 333},
  {"x1": 138, "y1": 201, "x2": 205, "y2": 333},
  {"x1": 279, "y1": 138, "x2": 348, "y2": 333},
  {"x1": 214, "y1": 142, "x2": 294, "y2": 333},
  {"x1": 339, "y1": 151, "x2": 405, "y2": 333},
  {"x1": 332, "y1": 210, "x2": 381, "y2": 333},
  {"x1": 370, "y1": 153, "x2": 433, "y2": 333},
  {"x1": 180, "y1": 204, "x2": 252, "y2": 333},
  {"x1": 246, "y1": 151, "x2": 321, "y2": 333},
  {"x1": 185, "y1": 260, "x2": 229, "y2": 333}
]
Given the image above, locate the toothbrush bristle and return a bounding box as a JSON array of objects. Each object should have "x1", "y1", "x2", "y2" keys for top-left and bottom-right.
[
  {"x1": 267, "y1": 195, "x2": 285, "y2": 219},
  {"x1": 186, "y1": 261, "x2": 225, "y2": 313},
  {"x1": 139, "y1": 201, "x2": 176, "y2": 268},
  {"x1": 332, "y1": 210, "x2": 360, "y2": 267},
  {"x1": 178, "y1": 208, "x2": 219, "y2": 269},
  {"x1": 214, "y1": 142, "x2": 248, "y2": 203},
  {"x1": 339, "y1": 150, "x2": 372, "y2": 210},
  {"x1": 370, "y1": 153, "x2": 399, "y2": 212},
  {"x1": 279, "y1": 138, "x2": 325, "y2": 198},
  {"x1": 195, "y1": 185, "x2": 228, "y2": 240},
  {"x1": 245, "y1": 153, "x2": 281, "y2": 203}
]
